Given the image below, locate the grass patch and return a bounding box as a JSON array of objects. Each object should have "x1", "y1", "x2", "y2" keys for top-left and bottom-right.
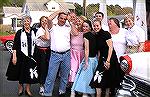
[{"x1": 0, "y1": 31, "x2": 15, "y2": 36}]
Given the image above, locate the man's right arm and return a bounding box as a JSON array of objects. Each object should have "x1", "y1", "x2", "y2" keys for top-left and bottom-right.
[
  {"x1": 48, "y1": 10, "x2": 61, "y2": 29},
  {"x1": 48, "y1": 10, "x2": 61, "y2": 20}
]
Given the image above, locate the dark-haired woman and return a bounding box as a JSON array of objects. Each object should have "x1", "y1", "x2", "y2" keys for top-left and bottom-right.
[
  {"x1": 90, "y1": 20, "x2": 122, "y2": 97},
  {"x1": 71, "y1": 20, "x2": 98, "y2": 97}
]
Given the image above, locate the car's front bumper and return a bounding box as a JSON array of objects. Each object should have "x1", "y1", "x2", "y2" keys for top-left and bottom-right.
[{"x1": 116, "y1": 75, "x2": 150, "y2": 97}]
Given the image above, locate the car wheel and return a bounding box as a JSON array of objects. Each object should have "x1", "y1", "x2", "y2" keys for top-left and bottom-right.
[{"x1": 4, "y1": 40, "x2": 14, "y2": 53}]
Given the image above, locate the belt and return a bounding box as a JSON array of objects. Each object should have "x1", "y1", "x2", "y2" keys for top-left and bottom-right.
[
  {"x1": 128, "y1": 46, "x2": 139, "y2": 49},
  {"x1": 51, "y1": 49, "x2": 70, "y2": 54},
  {"x1": 37, "y1": 46, "x2": 50, "y2": 51}
]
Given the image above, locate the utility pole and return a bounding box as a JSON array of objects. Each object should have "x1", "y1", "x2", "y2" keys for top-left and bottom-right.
[
  {"x1": 133, "y1": 0, "x2": 136, "y2": 16},
  {"x1": 82, "y1": 0, "x2": 86, "y2": 16}
]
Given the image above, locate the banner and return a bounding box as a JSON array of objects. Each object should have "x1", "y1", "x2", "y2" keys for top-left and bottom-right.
[
  {"x1": 99, "y1": 0, "x2": 107, "y2": 26},
  {"x1": 134, "y1": 0, "x2": 147, "y2": 40}
]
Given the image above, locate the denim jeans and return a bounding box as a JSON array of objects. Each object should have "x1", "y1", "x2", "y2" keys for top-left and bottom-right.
[{"x1": 44, "y1": 50, "x2": 71, "y2": 96}]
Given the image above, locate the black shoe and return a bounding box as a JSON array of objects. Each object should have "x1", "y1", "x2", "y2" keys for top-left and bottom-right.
[
  {"x1": 75, "y1": 91, "x2": 83, "y2": 97},
  {"x1": 18, "y1": 84, "x2": 24, "y2": 96},
  {"x1": 87, "y1": 93, "x2": 96, "y2": 97},
  {"x1": 66, "y1": 87, "x2": 71, "y2": 94},
  {"x1": 25, "y1": 90, "x2": 33, "y2": 97},
  {"x1": 59, "y1": 93, "x2": 66, "y2": 97},
  {"x1": 18, "y1": 91, "x2": 23, "y2": 96}
]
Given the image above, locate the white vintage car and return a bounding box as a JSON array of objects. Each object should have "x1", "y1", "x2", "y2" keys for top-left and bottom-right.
[{"x1": 116, "y1": 41, "x2": 150, "y2": 97}]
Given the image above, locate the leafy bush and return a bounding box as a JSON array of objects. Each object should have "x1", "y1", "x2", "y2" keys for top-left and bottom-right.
[
  {"x1": 0, "y1": 31, "x2": 15, "y2": 36},
  {"x1": 0, "y1": 24, "x2": 12, "y2": 32}
]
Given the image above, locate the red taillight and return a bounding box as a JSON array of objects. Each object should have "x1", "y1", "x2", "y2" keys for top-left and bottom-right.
[{"x1": 143, "y1": 40, "x2": 150, "y2": 52}]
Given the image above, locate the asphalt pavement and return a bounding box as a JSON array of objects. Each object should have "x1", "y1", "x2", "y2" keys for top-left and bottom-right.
[{"x1": 0, "y1": 46, "x2": 73, "y2": 97}]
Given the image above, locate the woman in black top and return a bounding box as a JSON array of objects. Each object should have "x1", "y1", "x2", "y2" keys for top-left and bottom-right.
[
  {"x1": 6, "y1": 16, "x2": 38, "y2": 97},
  {"x1": 90, "y1": 20, "x2": 123, "y2": 97},
  {"x1": 71, "y1": 20, "x2": 98, "y2": 96}
]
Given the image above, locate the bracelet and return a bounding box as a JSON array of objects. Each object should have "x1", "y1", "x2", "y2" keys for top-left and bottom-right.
[{"x1": 106, "y1": 60, "x2": 110, "y2": 63}]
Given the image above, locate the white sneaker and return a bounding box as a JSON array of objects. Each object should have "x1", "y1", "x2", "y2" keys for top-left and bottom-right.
[{"x1": 39, "y1": 86, "x2": 44, "y2": 96}]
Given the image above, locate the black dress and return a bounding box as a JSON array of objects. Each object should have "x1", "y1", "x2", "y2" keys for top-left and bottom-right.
[
  {"x1": 6, "y1": 28, "x2": 38, "y2": 84},
  {"x1": 90, "y1": 29, "x2": 123, "y2": 89}
]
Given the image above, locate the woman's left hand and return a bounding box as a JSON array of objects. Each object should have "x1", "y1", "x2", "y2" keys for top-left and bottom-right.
[
  {"x1": 83, "y1": 63, "x2": 89, "y2": 70},
  {"x1": 104, "y1": 61, "x2": 110, "y2": 70}
]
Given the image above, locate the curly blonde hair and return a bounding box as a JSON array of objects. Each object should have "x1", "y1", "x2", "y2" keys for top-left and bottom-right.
[{"x1": 124, "y1": 13, "x2": 134, "y2": 22}]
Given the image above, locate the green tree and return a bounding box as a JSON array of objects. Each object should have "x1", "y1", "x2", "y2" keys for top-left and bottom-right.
[
  {"x1": 0, "y1": 0, "x2": 24, "y2": 12},
  {"x1": 0, "y1": 0, "x2": 11, "y2": 12},
  {"x1": 74, "y1": 3, "x2": 82, "y2": 16},
  {"x1": 15, "y1": 0, "x2": 25, "y2": 7},
  {"x1": 0, "y1": 0, "x2": 11, "y2": 7},
  {"x1": 122, "y1": 7, "x2": 133, "y2": 15},
  {"x1": 107, "y1": 4, "x2": 133, "y2": 16},
  {"x1": 114, "y1": 4, "x2": 123, "y2": 15},
  {"x1": 107, "y1": 5, "x2": 115, "y2": 16},
  {"x1": 109, "y1": 4, "x2": 115, "y2": 15},
  {"x1": 86, "y1": 3, "x2": 99, "y2": 20}
]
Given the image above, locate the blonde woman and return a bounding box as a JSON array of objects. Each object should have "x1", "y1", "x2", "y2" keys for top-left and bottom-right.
[
  {"x1": 124, "y1": 14, "x2": 146, "y2": 53},
  {"x1": 68, "y1": 15, "x2": 87, "y2": 85}
]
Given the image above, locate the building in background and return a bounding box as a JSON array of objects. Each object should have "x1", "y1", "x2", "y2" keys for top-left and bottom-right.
[
  {"x1": 2, "y1": 7, "x2": 22, "y2": 32},
  {"x1": 2, "y1": 0, "x2": 75, "y2": 32}
]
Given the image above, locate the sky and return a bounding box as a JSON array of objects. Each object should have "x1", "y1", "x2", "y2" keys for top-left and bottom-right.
[{"x1": 64, "y1": 0, "x2": 133, "y2": 8}]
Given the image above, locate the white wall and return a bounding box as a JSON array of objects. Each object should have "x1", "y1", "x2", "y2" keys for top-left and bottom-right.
[
  {"x1": 3, "y1": 14, "x2": 16, "y2": 25},
  {"x1": 3, "y1": 18, "x2": 11, "y2": 25},
  {"x1": 3, "y1": 13, "x2": 23, "y2": 25}
]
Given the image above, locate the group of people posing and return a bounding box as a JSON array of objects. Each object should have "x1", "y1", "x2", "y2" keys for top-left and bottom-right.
[{"x1": 6, "y1": 9, "x2": 146, "y2": 97}]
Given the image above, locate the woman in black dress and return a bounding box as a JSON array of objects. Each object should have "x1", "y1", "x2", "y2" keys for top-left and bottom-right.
[
  {"x1": 6, "y1": 16, "x2": 38, "y2": 97},
  {"x1": 90, "y1": 20, "x2": 123, "y2": 97}
]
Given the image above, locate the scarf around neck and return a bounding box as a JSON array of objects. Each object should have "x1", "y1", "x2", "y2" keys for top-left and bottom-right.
[{"x1": 21, "y1": 29, "x2": 36, "y2": 56}]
